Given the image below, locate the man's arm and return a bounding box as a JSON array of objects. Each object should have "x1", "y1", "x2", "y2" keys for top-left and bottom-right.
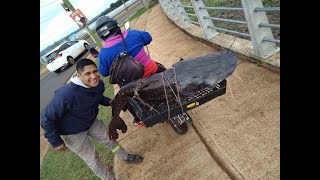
[
  {"x1": 40, "y1": 94, "x2": 69, "y2": 148},
  {"x1": 100, "y1": 96, "x2": 111, "y2": 106},
  {"x1": 98, "y1": 80, "x2": 112, "y2": 106}
]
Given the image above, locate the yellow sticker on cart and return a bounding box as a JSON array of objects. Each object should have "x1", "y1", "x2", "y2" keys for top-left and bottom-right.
[{"x1": 187, "y1": 102, "x2": 199, "y2": 108}]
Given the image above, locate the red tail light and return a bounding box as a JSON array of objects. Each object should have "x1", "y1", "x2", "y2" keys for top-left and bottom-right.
[{"x1": 54, "y1": 53, "x2": 62, "y2": 59}]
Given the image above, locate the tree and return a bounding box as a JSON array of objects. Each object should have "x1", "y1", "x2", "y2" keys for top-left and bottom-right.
[
  {"x1": 53, "y1": 41, "x2": 60, "y2": 48},
  {"x1": 121, "y1": 0, "x2": 128, "y2": 11}
]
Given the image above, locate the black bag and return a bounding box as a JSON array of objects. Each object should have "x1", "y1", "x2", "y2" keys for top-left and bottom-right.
[
  {"x1": 108, "y1": 30, "x2": 145, "y2": 86},
  {"x1": 109, "y1": 51, "x2": 144, "y2": 86}
]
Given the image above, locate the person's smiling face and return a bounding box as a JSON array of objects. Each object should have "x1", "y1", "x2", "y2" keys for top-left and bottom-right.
[{"x1": 77, "y1": 64, "x2": 100, "y2": 87}]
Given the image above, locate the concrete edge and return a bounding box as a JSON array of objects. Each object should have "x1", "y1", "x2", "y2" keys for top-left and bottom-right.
[
  {"x1": 161, "y1": 8, "x2": 280, "y2": 73},
  {"x1": 189, "y1": 110, "x2": 245, "y2": 180}
]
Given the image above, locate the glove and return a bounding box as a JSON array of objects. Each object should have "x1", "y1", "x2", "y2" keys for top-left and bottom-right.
[{"x1": 108, "y1": 117, "x2": 128, "y2": 140}]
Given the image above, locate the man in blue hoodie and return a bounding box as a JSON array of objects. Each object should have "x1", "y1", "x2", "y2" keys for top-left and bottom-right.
[{"x1": 40, "y1": 58, "x2": 143, "y2": 180}]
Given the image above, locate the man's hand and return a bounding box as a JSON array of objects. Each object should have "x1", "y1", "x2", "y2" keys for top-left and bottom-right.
[{"x1": 54, "y1": 143, "x2": 66, "y2": 152}]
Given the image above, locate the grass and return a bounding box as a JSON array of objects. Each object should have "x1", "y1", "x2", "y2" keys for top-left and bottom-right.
[{"x1": 120, "y1": 0, "x2": 159, "y2": 27}]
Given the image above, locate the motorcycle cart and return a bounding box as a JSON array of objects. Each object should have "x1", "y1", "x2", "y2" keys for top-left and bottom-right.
[{"x1": 127, "y1": 79, "x2": 227, "y2": 134}]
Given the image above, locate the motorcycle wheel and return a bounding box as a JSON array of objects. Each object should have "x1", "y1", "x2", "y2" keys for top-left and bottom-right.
[{"x1": 167, "y1": 120, "x2": 188, "y2": 135}]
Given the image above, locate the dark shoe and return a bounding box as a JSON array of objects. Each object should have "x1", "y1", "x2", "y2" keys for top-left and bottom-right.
[{"x1": 125, "y1": 154, "x2": 143, "y2": 164}]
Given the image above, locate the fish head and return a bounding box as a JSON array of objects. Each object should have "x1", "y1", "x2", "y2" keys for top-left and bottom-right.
[{"x1": 173, "y1": 50, "x2": 237, "y2": 96}]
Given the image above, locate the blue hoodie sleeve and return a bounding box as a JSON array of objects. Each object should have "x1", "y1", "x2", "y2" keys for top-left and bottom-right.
[
  {"x1": 40, "y1": 92, "x2": 70, "y2": 148},
  {"x1": 98, "y1": 80, "x2": 111, "y2": 106},
  {"x1": 100, "y1": 96, "x2": 111, "y2": 106},
  {"x1": 138, "y1": 30, "x2": 152, "y2": 45}
]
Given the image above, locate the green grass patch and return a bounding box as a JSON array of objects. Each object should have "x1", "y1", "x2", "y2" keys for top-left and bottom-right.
[
  {"x1": 119, "y1": 0, "x2": 159, "y2": 27},
  {"x1": 204, "y1": 0, "x2": 226, "y2": 7},
  {"x1": 262, "y1": 0, "x2": 280, "y2": 7},
  {"x1": 181, "y1": 0, "x2": 191, "y2": 5},
  {"x1": 128, "y1": 7, "x2": 147, "y2": 22},
  {"x1": 40, "y1": 75, "x2": 115, "y2": 179},
  {"x1": 205, "y1": 0, "x2": 227, "y2": 17},
  {"x1": 180, "y1": 0, "x2": 197, "y2": 22}
]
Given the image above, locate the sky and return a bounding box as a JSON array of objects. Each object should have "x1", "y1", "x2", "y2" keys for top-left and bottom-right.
[{"x1": 40, "y1": 0, "x2": 117, "y2": 51}]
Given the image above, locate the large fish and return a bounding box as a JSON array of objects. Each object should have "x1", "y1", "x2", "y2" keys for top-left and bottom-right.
[{"x1": 110, "y1": 50, "x2": 238, "y2": 123}]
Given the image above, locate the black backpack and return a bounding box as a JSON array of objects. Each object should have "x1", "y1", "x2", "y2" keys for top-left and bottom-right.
[{"x1": 109, "y1": 31, "x2": 144, "y2": 86}]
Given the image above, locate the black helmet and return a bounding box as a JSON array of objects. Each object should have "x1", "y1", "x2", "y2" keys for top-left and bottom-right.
[{"x1": 95, "y1": 16, "x2": 120, "y2": 40}]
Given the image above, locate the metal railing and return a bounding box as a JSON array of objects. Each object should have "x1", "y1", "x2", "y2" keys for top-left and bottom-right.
[{"x1": 159, "y1": 0, "x2": 280, "y2": 59}]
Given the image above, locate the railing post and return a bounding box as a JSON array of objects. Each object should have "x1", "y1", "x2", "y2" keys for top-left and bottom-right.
[
  {"x1": 166, "y1": 0, "x2": 180, "y2": 21},
  {"x1": 140, "y1": 0, "x2": 149, "y2": 9},
  {"x1": 191, "y1": 0, "x2": 218, "y2": 40},
  {"x1": 167, "y1": 0, "x2": 180, "y2": 21},
  {"x1": 159, "y1": 0, "x2": 165, "y2": 8},
  {"x1": 173, "y1": 0, "x2": 191, "y2": 29},
  {"x1": 160, "y1": 0, "x2": 170, "y2": 16},
  {"x1": 241, "y1": 0, "x2": 279, "y2": 58}
]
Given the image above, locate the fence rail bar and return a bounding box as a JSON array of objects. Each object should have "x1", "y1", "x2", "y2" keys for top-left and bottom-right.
[
  {"x1": 208, "y1": 25, "x2": 251, "y2": 37},
  {"x1": 181, "y1": 12, "x2": 198, "y2": 17},
  {"x1": 159, "y1": 0, "x2": 279, "y2": 58},
  {"x1": 199, "y1": 6, "x2": 243, "y2": 11},
  {"x1": 177, "y1": 4, "x2": 194, "y2": 9},
  {"x1": 204, "y1": 16, "x2": 247, "y2": 25},
  {"x1": 262, "y1": 37, "x2": 280, "y2": 44},
  {"x1": 259, "y1": 23, "x2": 280, "y2": 29},
  {"x1": 185, "y1": 18, "x2": 200, "y2": 26},
  {"x1": 254, "y1": 7, "x2": 280, "y2": 12}
]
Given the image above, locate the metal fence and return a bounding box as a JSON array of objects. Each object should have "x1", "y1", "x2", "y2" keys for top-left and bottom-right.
[{"x1": 159, "y1": 0, "x2": 280, "y2": 59}]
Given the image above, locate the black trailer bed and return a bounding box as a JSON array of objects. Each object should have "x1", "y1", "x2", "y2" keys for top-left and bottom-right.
[{"x1": 128, "y1": 79, "x2": 227, "y2": 127}]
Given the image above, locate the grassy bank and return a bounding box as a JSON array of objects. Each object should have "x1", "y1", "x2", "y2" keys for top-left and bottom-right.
[{"x1": 119, "y1": 0, "x2": 159, "y2": 27}]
